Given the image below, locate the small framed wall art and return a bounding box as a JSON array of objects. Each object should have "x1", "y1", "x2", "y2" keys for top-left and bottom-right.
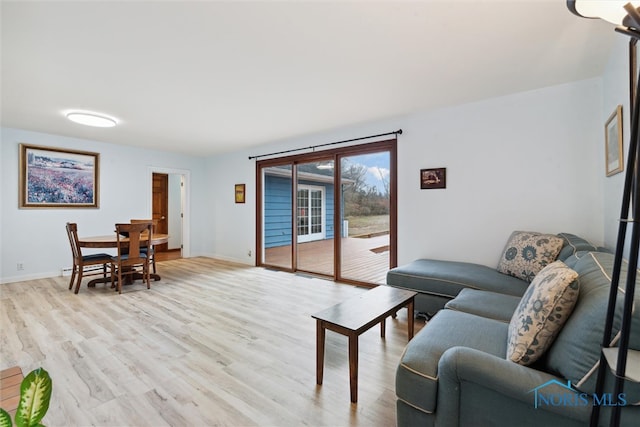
[
  {"x1": 420, "y1": 167, "x2": 446, "y2": 189},
  {"x1": 604, "y1": 105, "x2": 624, "y2": 177},
  {"x1": 235, "y1": 183, "x2": 246, "y2": 203},
  {"x1": 19, "y1": 143, "x2": 99, "y2": 208}
]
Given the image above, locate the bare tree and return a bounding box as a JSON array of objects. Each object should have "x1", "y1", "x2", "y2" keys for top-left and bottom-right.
[
  {"x1": 375, "y1": 166, "x2": 390, "y2": 197},
  {"x1": 341, "y1": 160, "x2": 368, "y2": 193}
]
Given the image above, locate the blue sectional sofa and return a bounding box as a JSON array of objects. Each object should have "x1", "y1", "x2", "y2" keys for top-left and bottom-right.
[
  {"x1": 386, "y1": 233, "x2": 606, "y2": 315},
  {"x1": 394, "y1": 248, "x2": 640, "y2": 427}
]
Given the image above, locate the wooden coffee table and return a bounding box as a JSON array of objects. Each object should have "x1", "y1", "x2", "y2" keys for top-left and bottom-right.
[{"x1": 312, "y1": 286, "x2": 417, "y2": 403}]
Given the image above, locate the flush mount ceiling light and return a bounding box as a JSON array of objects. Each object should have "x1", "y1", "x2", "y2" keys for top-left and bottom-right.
[
  {"x1": 317, "y1": 162, "x2": 334, "y2": 170},
  {"x1": 66, "y1": 111, "x2": 117, "y2": 128}
]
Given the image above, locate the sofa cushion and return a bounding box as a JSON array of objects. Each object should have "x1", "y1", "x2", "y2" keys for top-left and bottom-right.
[
  {"x1": 506, "y1": 261, "x2": 579, "y2": 365},
  {"x1": 545, "y1": 252, "x2": 640, "y2": 403},
  {"x1": 445, "y1": 289, "x2": 522, "y2": 322},
  {"x1": 387, "y1": 259, "x2": 529, "y2": 301},
  {"x1": 497, "y1": 231, "x2": 564, "y2": 282},
  {"x1": 556, "y1": 232, "x2": 609, "y2": 261},
  {"x1": 396, "y1": 310, "x2": 508, "y2": 414}
]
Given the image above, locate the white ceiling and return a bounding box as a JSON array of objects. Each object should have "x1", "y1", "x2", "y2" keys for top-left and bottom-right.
[{"x1": 1, "y1": 0, "x2": 616, "y2": 156}]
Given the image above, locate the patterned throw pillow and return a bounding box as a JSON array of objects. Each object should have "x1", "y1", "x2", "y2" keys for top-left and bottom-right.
[
  {"x1": 506, "y1": 261, "x2": 579, "y2": 365},
  {"x1": 497, "y1": 231, "x2": 564, "y2": 282}
]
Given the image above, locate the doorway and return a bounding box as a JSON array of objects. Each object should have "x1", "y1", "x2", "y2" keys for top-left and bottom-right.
[
  {"x1": 297, "y1": 185, "x2": 326, "y2": 243},
  {"x1": 153, "y1": 173, "x2": 169, "y2": 252},
  {"x1": 149, "y1": 167, "x2": 189, "y2": 259},
  {"x1": 256, "y1": 139, "x2": 396, "y2": 286}
]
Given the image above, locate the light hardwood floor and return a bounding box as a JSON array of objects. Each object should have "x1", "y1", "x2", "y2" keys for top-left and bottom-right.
[{"x1": 0, "y1": 257, "x2": 425, "y2": 427}]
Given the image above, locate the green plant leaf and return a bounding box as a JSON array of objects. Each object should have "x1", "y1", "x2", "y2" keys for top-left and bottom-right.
[
  {"x1": 0, "y1": 408, "x2": 13, "y2": 427},
  {"x1": 15, "y1": 368, "x2": 52, "y2": 427}
]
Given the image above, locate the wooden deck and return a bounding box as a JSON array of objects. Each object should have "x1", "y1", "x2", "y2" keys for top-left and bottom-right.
[
  {"x1": 264, "y1": 235, "x2": 390, "y2": 285},
  {"x1": 0, "y1": 366, "x2": 23, "y2": 418}
]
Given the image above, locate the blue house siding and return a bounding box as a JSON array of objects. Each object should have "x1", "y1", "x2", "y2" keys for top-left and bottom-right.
[
  {"x1": 264, "y1": 175, "x2": 292, "y2": 248},
  {"x1": 264, "y1": 175, "x2": 335, "y2": 248}
]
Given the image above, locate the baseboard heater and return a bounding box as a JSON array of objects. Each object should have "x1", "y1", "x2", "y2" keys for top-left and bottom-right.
[{"x1": 60, "y1": 265, "x2": 106, "y2": 277}]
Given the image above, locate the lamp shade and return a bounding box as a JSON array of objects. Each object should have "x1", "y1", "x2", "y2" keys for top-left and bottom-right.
[{"x1": 567, "y1": 1, "x2": 632, "y2": 26}]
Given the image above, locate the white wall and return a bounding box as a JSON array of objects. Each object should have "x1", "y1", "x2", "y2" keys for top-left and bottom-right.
[
  {"x1": 0, "y1": 128, "x2": 209, "y2": 283},
  {"x1": 602, "y1": 34, "x2": 635, "y2": 258},
  {"x1": 204, "y1": 148, "x2": 257, "y2": 264},
  {"x1": 168, "y1": 174, "x2": 182, "y2": 250},
  {"x1": 1, "y1": 77, "x2": 613, "y2": 281},
  {"x1": 206, "y1": 78, "x2": 605, "y2": 268}
]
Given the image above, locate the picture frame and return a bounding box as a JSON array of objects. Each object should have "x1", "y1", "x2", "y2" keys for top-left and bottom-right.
[
  {"x1": 19, "y1": 143, "x2": 99, "y2": 208},
  {"x1": 420, "y1": 167, "x2": 446, "y2": 189},
  {"x1": 605, "y1": 106, "x2": 624, "y2": 177},
  {"x1": 235, "y1": 183, "x2": 246, "y2": 203}
]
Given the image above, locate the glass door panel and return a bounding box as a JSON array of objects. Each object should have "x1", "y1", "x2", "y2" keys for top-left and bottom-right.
[
  {"x1": 339, "y1": 152, "x2": 390, "y2": 284},
  {"x1": 262, "y1": 165, "x2": 292, "y2": 269},
  {"x1": 296, "y1": 160, "x2": 334, "y2": 276},
  {"x1": 297, "y1": 188, "x2": 309, "y2": 240},
  {"x1": 297, "y1": 186, "x2": 324, "y2": 243}
]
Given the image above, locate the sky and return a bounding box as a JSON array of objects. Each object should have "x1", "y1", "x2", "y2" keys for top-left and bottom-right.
[{"x1": 345, "y1": 152, "x2": 390, "y2": 193}]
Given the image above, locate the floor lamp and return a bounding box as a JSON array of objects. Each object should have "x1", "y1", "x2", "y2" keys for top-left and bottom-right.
[{"x1": 567, "y1": 2, "x2": 640, "y2": 427}]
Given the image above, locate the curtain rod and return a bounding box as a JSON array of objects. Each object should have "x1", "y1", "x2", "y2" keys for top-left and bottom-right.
[{"x1": 248, "y1": 129, "x2": 402, "y2": 160}]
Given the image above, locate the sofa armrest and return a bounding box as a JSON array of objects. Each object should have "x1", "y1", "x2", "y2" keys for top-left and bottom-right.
[{"x1": 435, "y1": 346, "x2": 590, "y2": 427}]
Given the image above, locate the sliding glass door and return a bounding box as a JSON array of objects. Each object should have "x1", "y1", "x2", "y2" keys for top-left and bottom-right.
[
  {"x1": 261, "y1": 165, "x2": 293, "y2": 270},
  {"x1": 339, "y1": 152, "x2": 390, "y2": 284},
  {"x1": 257, "y1": 139, "x2": 396, "y2": 287},
  {"x1": 296, "y1": 160, "x2": 334, "y2": 277}
]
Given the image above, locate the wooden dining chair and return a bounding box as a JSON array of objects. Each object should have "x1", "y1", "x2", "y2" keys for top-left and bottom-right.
[
  {"x1": 110, "y1": 222, "x2": 152, "y2": 294},
  {"x1": 130, "y1": 219, "x2": 158, "y2": 274},
  {"x1": 65, "y1": 222, "x2": 112, "y2": 294}
]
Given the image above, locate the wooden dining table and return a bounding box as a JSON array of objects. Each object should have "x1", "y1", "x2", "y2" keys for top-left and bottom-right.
[{"x1": 78, "y1": 233, "x2": 169, "y2": 285}]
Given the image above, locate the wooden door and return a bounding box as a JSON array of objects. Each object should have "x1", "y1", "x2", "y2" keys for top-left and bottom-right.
[{"x1": 152, "y1": 173, "x2": 169, "y2": 252}]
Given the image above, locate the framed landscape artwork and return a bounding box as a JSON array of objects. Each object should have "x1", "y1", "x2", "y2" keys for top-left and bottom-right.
[
  {"x1": 604, "y1": 106, "x2": 624, "y2": 177},
  {"x1": 420, "y1": 167, "x2": 446, "y2": 189},
  {"x1": 19, "y1": 144, "x2": 99, "y2": 208}
]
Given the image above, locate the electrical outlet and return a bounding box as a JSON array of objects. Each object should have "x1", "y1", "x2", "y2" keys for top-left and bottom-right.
[
  {"x1": 17, "y1": 263, "x2": 24, "y2": 271},
  {"x1": 248, "y1": 250, "x2": 252, "y2": 257}
]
